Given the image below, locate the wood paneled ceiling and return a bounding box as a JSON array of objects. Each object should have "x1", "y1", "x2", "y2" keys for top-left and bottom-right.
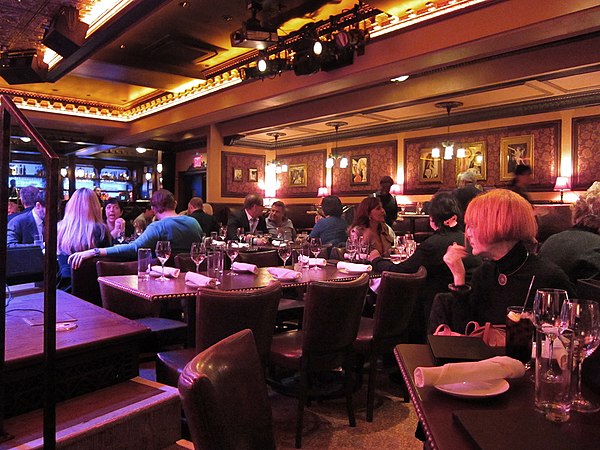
[{"x1": 2, "y1": 0, "x2": 600, "y2": 155}]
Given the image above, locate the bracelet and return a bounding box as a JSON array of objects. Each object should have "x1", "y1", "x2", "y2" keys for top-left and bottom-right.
[
  {"x1": 93, "y1": 248, "x2": 101, "y2": 257},
  {"x1": 448, "y1": 283, "x2": 471, "y2": 293}
]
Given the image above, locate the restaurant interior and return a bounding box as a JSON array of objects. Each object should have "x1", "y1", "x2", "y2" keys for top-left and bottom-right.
[{"x1": 2, "y1": 0, "x2": 600, "y2": 449}]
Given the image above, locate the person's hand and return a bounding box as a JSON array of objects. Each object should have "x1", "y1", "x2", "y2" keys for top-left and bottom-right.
[
  {"x1": 443, "y1": 242, "x2": 468, "y2": 286},
  {"x1": 68, "y1": 249, "x2": 94, "y2": 270},
  {"x1": 368, "y1": 249, "x2": 381, "y2": 262},
  {"x1": 314, "y1": 214, "x2": 322, "y2": 224}
]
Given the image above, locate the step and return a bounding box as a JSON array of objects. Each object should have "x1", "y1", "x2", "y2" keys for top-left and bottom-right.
[{"x1": 1, "y1": 377, "x2": 181, "y2": 449}]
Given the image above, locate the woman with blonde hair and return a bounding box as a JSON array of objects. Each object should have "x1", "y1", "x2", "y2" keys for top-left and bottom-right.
[
  {"x1": 430, "y1": 189, "x2": 572, "y2": 331},
  {"x1": 57, "y1": 188, "x2": 111, "y2": 291},
  {"x1": 350, "y1": 197, "x2": 395, "y2": 256}
]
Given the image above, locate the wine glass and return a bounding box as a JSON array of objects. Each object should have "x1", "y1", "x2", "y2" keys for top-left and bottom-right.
[
  {"x1": 533, "y1": 288, "x2": 569, "y2": 379},
  {"x1": 218, "y1": 225, "x2": 227, "y2": 241},
  {"x1": 278, "y1": 241, "x2": 292, "y2": 269},
  {"x1": 155, "y1": 240, "x2": 171, "y2": 281},
  {"x1": 226, "y1": 241, "x2": 239, "y2": 276},
  {"x1": 560, "y1": 299, "x2": 600, "y2": 413},
  {"x1": 345, "y1": 238, "x2": 357, "y2": 262},
  {"x1": 309, "y1": 237, "x2": 322, "y2": 270},
  {"x1": 236, "y1": 227, "x2": 245, "y2": 243},
  {"x1": 190, "y1": 242, "x2": 206, "y2": 273},
  {"x1": 358, "y1": 235, "x2": 370, "y2": 262}
]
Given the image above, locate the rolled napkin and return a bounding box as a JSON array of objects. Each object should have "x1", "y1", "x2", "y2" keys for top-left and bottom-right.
[
  {"x1": 336, "y1": 261, "x2": 372, "y2": 273},
  {"x1": 414, "y1": 356, "x2": 526, "y2": 388},
  {"x1": 150, "y1": 266, "x2": 180, "y2": 278},
  {"x1": 185, "y1": 271, "x2": 218, "y2": 288},
  {"x1": 271, "y1": 239, "x2": 284, "y2": 247},
  {"x1": 369, "y1": 278, "x2": 381, "y2": 294},
  {"x1": 298, "y1": 255, "x2": 327, "y2": 267},
  {"x1": 231, "y1": 262, "x2": 258, "y2": 274},
  {"x1": 267, "y1": 267, "x2": 302, "y2": 281}
]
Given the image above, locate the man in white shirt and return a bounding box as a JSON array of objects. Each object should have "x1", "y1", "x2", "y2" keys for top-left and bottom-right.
[{"x1": 226, "y1": 194, "x2": 268, "y2": 240}]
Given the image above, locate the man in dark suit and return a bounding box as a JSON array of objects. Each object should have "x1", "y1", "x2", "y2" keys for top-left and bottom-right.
[
  {"x1": 226, "y1": 193, "x2": 268, "y2": 241},
  {"x1": 188, "y1": 197, "x2": 218, "y2": 235},
  {"x1": 8, "y1": 188, "x2": 45, "y2": 246},
  {"x1": 7, "y1": 184, "x2": 38, "y2": 223}
]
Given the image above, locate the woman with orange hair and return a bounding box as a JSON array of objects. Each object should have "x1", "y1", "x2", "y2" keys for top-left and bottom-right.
[{"x1": 430, "y1": 189, "x2": 573, "y2": 331}]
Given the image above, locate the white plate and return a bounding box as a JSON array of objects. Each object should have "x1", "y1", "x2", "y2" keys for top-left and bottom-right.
[{"x1": 434, "y1": 379, "x2": 509, "y2": 398}]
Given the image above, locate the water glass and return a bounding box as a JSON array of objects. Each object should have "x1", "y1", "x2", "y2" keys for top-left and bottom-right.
[
  {"x1": 534, "y1": 327, "x2": 573, "y2": 422},
  {"x1": 206, "y1": 247, "x2": 223, "y2": 278},
  {"x1": 137, "y1": 248, "x2": 152, "y2": 280}
]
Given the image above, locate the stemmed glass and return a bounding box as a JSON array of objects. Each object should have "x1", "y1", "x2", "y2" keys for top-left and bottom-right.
[
  {"x1": 346, "y1": 238, "x2": 357, "y2": 262},
  {"x1": 309, "y1": 238, "x2": 322, "y2": 270},
  {"x1": 155, "y1": 240, "x2": 171, "y2": 281},
  {"x1": 278, "y1": 241, "x2": 292, "y2": 269},
  {"x1": 560, "y1": 299, "x2": 600, "y2": 413},
  {"x1": 219, "y1": 225, "x2": 227, "y2": 241},
  {"x1": 533, "y1": 288, "x2": 569, "y2": 379},
  {"x1": 190, "y1": 242, "x2": 206, "y2": 273},
  {"x1": 226, "y1": 241, "x2": 239, "y2": 276},
  {"x1": 358, "y1": 235, "x2": 369, "y2": 261},
  {"x1": 236, "y1": 227, "x2": 245, "y2": 243}
]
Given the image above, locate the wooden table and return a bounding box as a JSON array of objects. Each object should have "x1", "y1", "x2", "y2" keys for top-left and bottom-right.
[
  {"x1": 394, "y1": 344, "x2": 600, "y2": 450},
  {"x1": 98, "y1": 265, "x2": 376, "y2": 346},
  {"x1": 4, "y1": 285, "x2": 150, "y2": 417}
]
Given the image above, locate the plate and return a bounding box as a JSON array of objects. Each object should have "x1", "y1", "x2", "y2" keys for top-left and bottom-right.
[
  {"x1": 434, "y1": 379, "x2": 509, "y2": 398},
  {"x1": 185, "y1": 280, "x2": 220, "y2": 288}
]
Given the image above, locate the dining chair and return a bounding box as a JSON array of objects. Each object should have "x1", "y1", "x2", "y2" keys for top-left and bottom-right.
[
  {"x1": 236, "y1": 249, "x2": 281, "y2": 267},
  {"x1": 178, "y1": 329, "x2": 276, "y2": 450},
  {"x1": 71, "y1": 257, "x2": 105, "y2": 306},
  {"x1": 174, "y1": 252, "x2": 208, "y2": 272},
  {"x1": 96, "y1": 260, "x2": 188, "y2": 351},
  {"x1": 354, "y1": 267, "x2": 427, "y2": 422},
  {"x1": 156, "y1": 282, "x2": 282, "y2": 387},
  {"x1": 269, "y1": 273, "x2": 370, "y2": 448}
]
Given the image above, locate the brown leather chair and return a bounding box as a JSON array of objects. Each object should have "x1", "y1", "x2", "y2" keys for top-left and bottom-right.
[
  {"x1": 71, "y1": 257, "x2": 105, "y2": 306},
  {"x1": 156, "y1": 282, "x2": 282, "y2": 387},
  {"x1": 353, "y1": 267, "x2": 427, "y2": 422},
  {"x1": 269, "y1": 273, "x2": 370, "y2": 448},
  {"x1": 178, "y1": 329, "x2": 276, "y2": 450},
  {"x1": 174, "y1": 253, "x2": 207, "y2": 272},
  {"x1": 236, "y1": 249, "x2": 281, "y2": 267},
  {"x1": 96, "y1": 260, "x2": 188, "y2": 350}
]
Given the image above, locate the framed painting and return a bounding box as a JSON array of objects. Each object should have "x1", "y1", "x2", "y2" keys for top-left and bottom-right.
[
  {"x1": 419, "y1": 148, "x2": 443, "y2": 183},
  {"x1": 233, "y1": 168, "x2": 243, "y2": 182},
  {"x1": 350, "y1": 155, "x2": 369, "y2": 185},
  {"x1": 456, "y1": 142, "x2": 487, "y2": 181},
  {"x1": 500, "y1": 135, "x2": 534, "y2": 180},
  {"x1": 248, "y1": 168, "x2": 258, "y2": 182},
  {"x1": 288, "y1": 163, "x2": 307, "y2": 187}
]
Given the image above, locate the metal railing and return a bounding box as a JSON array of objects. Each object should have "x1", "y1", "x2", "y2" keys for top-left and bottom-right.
[{"x1": 0, "y1": 94, "x2": 60, "y2": 449}]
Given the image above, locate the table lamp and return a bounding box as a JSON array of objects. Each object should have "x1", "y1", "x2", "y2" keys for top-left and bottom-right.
[{"x1": 553, "y1": 176, "x2": 571, "y2": 203}]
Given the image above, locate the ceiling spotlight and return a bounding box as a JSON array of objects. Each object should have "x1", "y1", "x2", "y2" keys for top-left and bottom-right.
[
  {"x1": 136, "y1": 147, "x2": 147, "y2": 154},
  {"x1": 20, "y1": 136, "x2": 31, "y2": 142},
  {"x1": 257, "y1": 53, "x2": 268, "y2": 73},
  {"x1": 391, "y1": 75, "x2": 409, "y2": 83},
  {"x1": 313, "y1": 40, "x2": 323, "y2": 56}
]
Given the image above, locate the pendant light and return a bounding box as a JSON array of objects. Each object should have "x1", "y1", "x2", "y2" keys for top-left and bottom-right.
[
  {"x1": 325, "y1": 121, "x2": 348, "y2": 168},
  {"x1": 266, "y1": 131, "x2": 287, "y2": 173},
  {"x1": 432, "y1": 101, "x2": 465, "y2": 160}
]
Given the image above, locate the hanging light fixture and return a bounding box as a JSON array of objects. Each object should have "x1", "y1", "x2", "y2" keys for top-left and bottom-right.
[
  {"x1": 432, "y1": 101, "x2": 465, "y2": 161},
  {"x1": 325, "y1": 121, "x2": 348, "y2": 168},
  {"x1": 266, "y1": 131, "x2": 287, "y2": 173}
]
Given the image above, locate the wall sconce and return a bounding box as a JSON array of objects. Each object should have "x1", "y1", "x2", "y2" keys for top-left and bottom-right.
[
  {"x1": 554, "y1": 176, "x2": 571, "y2": 203},
  {"x1": 75, "y1": 167, "x2": 85, "y2": 178},
  {"x1": 390, "y1": 184, "x2": 402, "y2": 195},
  {"x1": 156, "y1": 163, "x2": 163, "y2": 174},
  {"x1": 317, "y1": 186, "x2": 329, "y2": 197},
  {"x1": 60, "y1": 167, "x2": 68, "y2": 177},
  {"x1": 145, "y1": 172, "x2": 152, "y2": 181}
]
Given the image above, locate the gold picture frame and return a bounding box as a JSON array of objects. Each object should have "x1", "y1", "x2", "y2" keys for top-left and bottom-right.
[
  {"x1": 288, "y1": 163, "x2": 307, "y2": 187},
  {"x1": 350, "y1": 155, "x2": 369, "y2": 185},
  {"x1": 500, "y1": 135, "x2": 534, "y2": 181},
  {"x1": 233, "y1": 168, "x2": 243, "y2": 182},
  {"x1": 248, "y1": 168, "x2": 258, "y2": 182},
  {"x1": 419, "y1": 148, "x2": 443, "y2": 183},
  {"x1": 456, "y1": 142, "x2": 487, "y2": 181}
]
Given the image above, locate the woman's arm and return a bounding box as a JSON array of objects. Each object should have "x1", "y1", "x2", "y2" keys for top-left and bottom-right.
[{"x1": 443, "y1": 242, "x2": 469, "y2": 286}]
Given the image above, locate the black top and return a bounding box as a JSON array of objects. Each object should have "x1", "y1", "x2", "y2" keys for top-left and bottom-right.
[
  {"x1": 378, "y1": 192, "x2": 398, "y2": 227},
  {"x1": 189, "y1": 209, "x2": 219, "y2": 235},
  {"x1": 452, "y1": 184, "x2": 481, "y2": 215},
  {"x1": 430, "y1": 242, "x2": 574, "y2": 332}
]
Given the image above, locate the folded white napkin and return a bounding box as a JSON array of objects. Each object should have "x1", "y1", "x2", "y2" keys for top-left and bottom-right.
[
  {"x1": 336, "y1": 261, "x2": 372, "y2": 273},
  {"x1": 536, "y1": 336, "x2": 569, "y2": 369},
  {"x1": 414, "y1": 356, "x2": 526, "y2": 388},
  {"x1": 267, "y1": 267, "x2": 302, "y2": 280},
  {"x1": 185, "y1": 271, "x2": 218, "y2": 288},
  {"x1": 344, "y1": 253, "x2": 368, "y2": 260},
  {"x1": 150, "y1": 266, "x2": 180, "y2": 278},
  {"x1": 231, "y1": 262, "x2": 258, "y2": 273},
  {"x1": 369, "y1": 278, "x2": 381, "y2": 293},
  {"x1": 298, "y1": 255, "x2": 327, "y2": 266},
  {"x1": 271, "y1": 240, "x2": 284, "y2": 246}
]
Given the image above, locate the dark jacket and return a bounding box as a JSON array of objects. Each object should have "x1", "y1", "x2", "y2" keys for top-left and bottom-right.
[
  {"x1": 372, "y1": 228, "x2": 480, "y2": 342},
  {"x1": 226, "y1": 209, "x2": 268, "y2": 241},
  {"x1": 429, "y1": 242, "x2": 574, "y2": 333},
  {"x1": 189, "y1": 209, "x2": 218, "y2": 235},
  {"x1": 378, "y1": 192, "x2": 398, "y2": 227},
  {"x1": 7, "y1": 210, "x2": 39, "y2": 245}
]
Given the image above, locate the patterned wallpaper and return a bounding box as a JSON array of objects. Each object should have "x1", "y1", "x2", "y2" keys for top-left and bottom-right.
[
  {"x1": 276, "y1": 150, "x2": 326, "y2": 198},
  {"x1": 331, "y1": 141, "x2": 398, "y2": 196},
  {"x1": 404, "y1": 121, "x2": 560, "y2": 194},
  {"x1": 221, "y1": 152, "x2": 265, "y2": 197},
  {"x1": 573, "y1": 115, "x2": 600, "y2": 189}
]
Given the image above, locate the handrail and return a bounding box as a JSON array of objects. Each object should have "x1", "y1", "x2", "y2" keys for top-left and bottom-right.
[{"x1": 0, "y1": 94, "x2": 60, "y2": 449}]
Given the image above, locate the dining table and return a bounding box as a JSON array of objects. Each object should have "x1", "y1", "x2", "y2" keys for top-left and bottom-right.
[
  {"x1": 394, "y1": 344, "x2": 600, "y2": 450},
  {"x1": 98, "y1": 263, "x2": 377, "y2": 346},
  {"x1": 397, "y1": 212, "x2": 431, "y2": 235}
]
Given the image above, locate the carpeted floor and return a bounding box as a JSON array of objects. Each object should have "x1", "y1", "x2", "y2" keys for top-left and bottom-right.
[{"x1": 141, "y1": 362, "x2": 422, "y2": 449}]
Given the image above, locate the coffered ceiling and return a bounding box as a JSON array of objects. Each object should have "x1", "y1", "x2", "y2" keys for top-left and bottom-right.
[{"x1": 2, "y1": 0, "x2": 600, "y2": 156}]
